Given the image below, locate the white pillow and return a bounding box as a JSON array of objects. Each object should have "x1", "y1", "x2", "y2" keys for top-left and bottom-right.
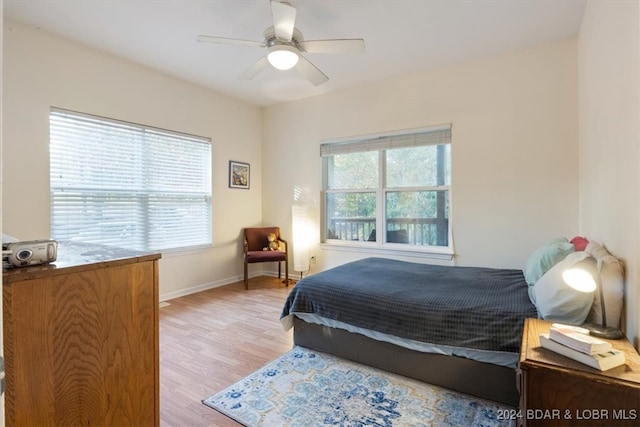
[
  {"x1": 531, "y1": 251, "x2": 595, "y2": 325},
  {"x1": 584, "y1": 241, "x2": 624, "y2": 329}
]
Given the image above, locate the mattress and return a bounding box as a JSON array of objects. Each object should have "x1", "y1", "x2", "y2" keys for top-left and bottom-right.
[{"x1": 280, "y1": 257, "x2": 538, "y2": 367}]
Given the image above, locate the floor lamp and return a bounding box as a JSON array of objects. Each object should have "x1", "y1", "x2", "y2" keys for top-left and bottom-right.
[{"x1": 292, "y1": 205, "x2": 312, "y2": 279}]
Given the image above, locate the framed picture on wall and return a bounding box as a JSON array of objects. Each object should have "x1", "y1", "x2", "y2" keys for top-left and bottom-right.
[{"x1": 229, "y1": 161, "x2": 250, "y2": 189}]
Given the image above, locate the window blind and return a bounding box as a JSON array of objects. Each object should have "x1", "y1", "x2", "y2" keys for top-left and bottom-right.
[
  {"x1": 50, "y1": 108, "x2": 212, "y2": 251},
  {"x1": 320, "y1": 124, "x2": 451, "y2": 157}
]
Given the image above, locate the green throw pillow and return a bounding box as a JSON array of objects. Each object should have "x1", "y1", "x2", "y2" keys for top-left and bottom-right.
[{"x1": 524, "y1": 237, "x2": 575, "y2": 285}]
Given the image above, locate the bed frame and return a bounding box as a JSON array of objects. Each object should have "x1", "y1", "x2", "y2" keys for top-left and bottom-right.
[{"x1": 293, "y1": 317, "x2": 520, "y2": 407}]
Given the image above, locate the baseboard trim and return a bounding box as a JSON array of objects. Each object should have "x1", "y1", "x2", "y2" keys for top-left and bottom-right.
[
  {"x1": 159, "y1": 275, "x2": 241, "y2": 302},
  {"x1": 159, "y1": 270, "x2": 287, "y2": 302}
]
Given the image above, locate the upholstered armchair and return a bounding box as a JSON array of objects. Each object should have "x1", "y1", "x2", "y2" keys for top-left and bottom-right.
[{"x1": 243, "y1": 227, "x2": 289, "y2": 290}]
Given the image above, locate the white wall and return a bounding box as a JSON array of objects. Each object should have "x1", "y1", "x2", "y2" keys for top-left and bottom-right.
[
  {"x1": 2, "y1": 21, "x2": 263, "y2": 298},
  {"x1": 263, "y1": 39, "x2": 579, "y2": 272},
  {"x1": 578, "y1": 0, "x2": 640, "y2": 347}
]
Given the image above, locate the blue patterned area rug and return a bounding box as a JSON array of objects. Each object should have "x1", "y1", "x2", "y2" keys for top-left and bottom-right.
[{"x1": 203, "y1": 346, "x2": 515, "y2": 427}]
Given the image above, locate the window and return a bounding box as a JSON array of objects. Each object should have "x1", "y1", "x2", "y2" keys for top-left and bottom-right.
[
  {"x1": 321, "y1": 125, "x2": 451, "y2": 251},
  {"x1": 50, "y1": 108, "x2": 212, "y2": 252}
]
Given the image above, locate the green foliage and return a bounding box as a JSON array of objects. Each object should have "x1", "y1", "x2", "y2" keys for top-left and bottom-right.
[
  {"x1": 386, "y1": 191, "x2": 448, "y2": 218},
  {"x1": 329, "y1": 152, "x2": 378, "y2": 190},
  {"x1": 325, "y1": 144, "x2": 451, "y2": 246}
]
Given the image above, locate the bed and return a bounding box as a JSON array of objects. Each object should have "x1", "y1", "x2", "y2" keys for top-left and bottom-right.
[{"x1": 280, "y1": 257, "x2": 539, "y2": 406}]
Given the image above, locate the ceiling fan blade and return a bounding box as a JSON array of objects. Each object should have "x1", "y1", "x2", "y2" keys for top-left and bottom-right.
[
  {"x1": 238, "y1": 56, "x2": 270, "y2": 80},
  {"x1": 197, "y1": 35, "x2": 265, "y2": 48},
  {"x1": 300, "y1": 39, "x2": 365, "y2": 55},
  {"x1": 271, "y1": 1, "x2": 297, "y2": 41},
  {"x1": 295, "y1": 56, "x2": 329, "y2": 86}
]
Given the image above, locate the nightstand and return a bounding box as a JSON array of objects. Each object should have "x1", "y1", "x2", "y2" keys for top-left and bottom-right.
[{"x1": 517, "y1": 318, "x2": 640, "y2": 426}]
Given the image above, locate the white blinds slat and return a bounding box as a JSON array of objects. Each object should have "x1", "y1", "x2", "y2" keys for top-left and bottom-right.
[
  {"x1": 320, "y1": 124, "x2": 451, "y2": 157},
  {"x1": 50, "y1": 108, "x2": 212, "y2": 251}
]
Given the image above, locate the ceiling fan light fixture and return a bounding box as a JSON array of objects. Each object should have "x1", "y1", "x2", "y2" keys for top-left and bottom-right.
[{"x1": 267, "y1": 45, "x2": 299, "y2": 70}]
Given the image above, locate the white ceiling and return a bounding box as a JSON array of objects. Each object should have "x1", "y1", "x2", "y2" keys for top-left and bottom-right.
[{"x1": 4, "y1": 0, "x2": 586, "y2": 107}]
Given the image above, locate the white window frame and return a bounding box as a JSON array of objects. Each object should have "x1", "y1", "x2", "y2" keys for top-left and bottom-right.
[
  {"x1": 49, "y1": 107, "x2": 212, "y2": 252},
  {"x1": 320, "y1": 124, "x2": 453, "y2": 259}
]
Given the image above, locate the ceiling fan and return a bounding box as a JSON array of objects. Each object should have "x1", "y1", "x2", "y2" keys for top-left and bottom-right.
[{"x1": 197, "y1": 0, "x2": 365, "y2": 86}]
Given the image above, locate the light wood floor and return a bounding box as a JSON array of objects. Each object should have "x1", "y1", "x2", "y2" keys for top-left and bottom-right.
[{"x1": 159, "y1": 276, "x2": 295, "y2": 426}]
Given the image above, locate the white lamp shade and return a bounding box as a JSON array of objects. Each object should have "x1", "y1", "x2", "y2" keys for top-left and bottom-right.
[
  {"x1": 267, "y1": 45, "x2": 299, "y2": 70},
  {"x1": 562, "y1": 267, "x2": 597, "y2": 292},
  {"x1": 292, "y1": 205, "x2": 313, "y2": 272}
]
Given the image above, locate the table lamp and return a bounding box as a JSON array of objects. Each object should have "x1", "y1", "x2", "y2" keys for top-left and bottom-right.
[{"x1": 563, "y1": 257, "x2": 624, "y2": 339}]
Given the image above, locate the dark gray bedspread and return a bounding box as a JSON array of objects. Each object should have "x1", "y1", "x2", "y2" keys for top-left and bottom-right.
[{"x1": 280, "y1": 257, "x2": 538, "y2": 353}]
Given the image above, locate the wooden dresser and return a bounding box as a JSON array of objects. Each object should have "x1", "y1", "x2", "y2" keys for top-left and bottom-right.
[
  {"x1": 3, "y1": 242, "x2": 161, "y2": 427},
  {"x1": 518, "y1": 318, "x2": 640, "y2": 427}
]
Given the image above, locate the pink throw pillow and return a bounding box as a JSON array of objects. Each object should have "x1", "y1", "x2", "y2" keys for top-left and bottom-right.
[{"x1": 570, "y1": 236, "x2": 589, "y2": 251}]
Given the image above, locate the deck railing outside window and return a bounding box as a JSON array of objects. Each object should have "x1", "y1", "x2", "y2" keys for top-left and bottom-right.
[{"x1": 327, "y1": 217, "x2": 448, "y2": 246}]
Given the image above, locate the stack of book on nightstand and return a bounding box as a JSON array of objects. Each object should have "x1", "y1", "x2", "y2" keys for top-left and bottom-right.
[{"x1": 540, "y1": 323, "x2": 625, "y2": 371}]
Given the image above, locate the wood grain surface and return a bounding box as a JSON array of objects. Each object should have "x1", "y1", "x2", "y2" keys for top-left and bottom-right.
[
  {"x1": 4, "y1": 258, "x2": 159, "y2": 426},
  {"x1": 159, "y1": 276, "x2": 293, "y2": 427},
  {"x1": 518, "y1": 318, "x2": 640, "y2": 427}
]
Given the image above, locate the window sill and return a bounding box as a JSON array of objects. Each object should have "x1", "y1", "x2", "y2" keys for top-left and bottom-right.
[
  {"x1": 158, "y1": 244, "x2": 213, "y2": 258},
  {"x1": 320, "y1": 241, "x2": 454, "y2": 261}
]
